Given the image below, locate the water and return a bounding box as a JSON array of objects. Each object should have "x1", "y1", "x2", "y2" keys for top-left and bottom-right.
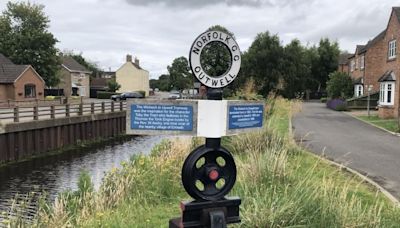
[{"x1": 0, "y1": 135, "x2": 166, "y2": 222}]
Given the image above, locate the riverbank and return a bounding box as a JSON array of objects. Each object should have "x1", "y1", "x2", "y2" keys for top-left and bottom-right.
[
  {"x1": 5, "y1": 98, "x2": 400, "y2": 227},
  {"x1": 0, "y1": 134, "x2": 134, "y2": 169}
]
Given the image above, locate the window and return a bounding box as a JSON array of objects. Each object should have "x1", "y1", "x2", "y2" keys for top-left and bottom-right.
[
  {"x1": 379, "y1": 82, "x2": 395, "y2": 105},
  {"x1": 360, "y1": 55, "x2": 365, "y2": 70},
  {"x1": 355, "y1": 57, "x2": 358, "y2": 69},
  {"x1": 354, "y1": 85, "x2": 363, "y2": 97},
  {"x1": 24, "y1": 84, "x2": 36, "y2": 98},
  {"x1": 388, "y1": 40, "x2": 396, "y2": 59},
  {"x1": 350, "y1": 60, "x2": 355, "y2": 72}
]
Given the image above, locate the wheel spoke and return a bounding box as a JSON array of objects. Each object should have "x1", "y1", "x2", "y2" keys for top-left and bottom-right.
[
  {"x1": 204, "y1": 182, "x2": 217, "y2": 195},
  {"x1": 204, "y1": 152, "x2": 217, "y2": 164}
]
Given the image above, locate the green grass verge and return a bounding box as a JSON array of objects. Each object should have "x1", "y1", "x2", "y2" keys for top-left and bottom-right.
[
  {"x1": 7, "y1": 99, "x2": 400, "y2": 227},
  {"x1": 358, "y1": 115, "x2": 400, "y2": 133}
]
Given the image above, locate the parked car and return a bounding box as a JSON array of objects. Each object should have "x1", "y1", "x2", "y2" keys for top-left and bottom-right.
[
  {"x1": 168, "y1": 90, "x2": 181, "y2": 99},
  {"x1": 111, "y1": 92, "x2": 144, "y2": 101}
]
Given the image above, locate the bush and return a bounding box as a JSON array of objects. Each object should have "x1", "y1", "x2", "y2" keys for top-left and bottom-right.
[
  {"x1": 45, "y1": 96, "x2": 55, "y2": 100},
  {"x1": 326, "y1": 72, "x2": 353, "y2": 99},
  {"x1": 327, "y1": 99, "x2": 348, "y2": 111},
  {"x1": 97, "y1": 91, "x2": 120, "y2": 99},
  {"x1": 136, "y1": 90, "x2": 146, "y2": 97},
  {"x1": 320, "y1": 97, "x2": 327, "y2": 103}
]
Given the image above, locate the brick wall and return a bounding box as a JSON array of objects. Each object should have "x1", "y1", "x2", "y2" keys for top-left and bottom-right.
[
  {"x1": 9, "y1": 67, "x2": 45, "y2": 101},
  {"x1": 378, "y1": 11, "x2": 400, "y2": 118},
  {"x1": 364, "y1": 38, "x2": 386, "y2": 94}
]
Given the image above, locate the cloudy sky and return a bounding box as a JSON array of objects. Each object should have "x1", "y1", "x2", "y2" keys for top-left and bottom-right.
[{"x1": 0, "y1": 0, "x2": 399, "y2": 78}]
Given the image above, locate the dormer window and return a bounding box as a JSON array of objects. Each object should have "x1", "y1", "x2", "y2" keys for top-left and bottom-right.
[{"x1": 388, "y1": 40, "x2": 396, "y2": 59}]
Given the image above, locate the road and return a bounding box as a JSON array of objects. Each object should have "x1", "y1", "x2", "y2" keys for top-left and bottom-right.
[{"x1": 292, "y1": 102, "x2": 400, "y2": 199}]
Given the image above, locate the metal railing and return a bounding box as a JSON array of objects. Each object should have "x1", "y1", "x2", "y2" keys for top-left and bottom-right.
[{"x1": 0, "y1": 101, "x2": 126, "y2": 123}]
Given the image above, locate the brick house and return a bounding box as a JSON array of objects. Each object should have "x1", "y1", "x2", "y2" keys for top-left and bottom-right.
[
  {"x1": 58, "y1": 56, "x2": 91, "y2": 98},
  {"x1": 337, "y1": 53, "x2": 352, "y2": 74},
  {"x1": 0, "y1": 53, "x2": 45, "y2": 101},
  {"x1": 346, "y1": 7, "x2": 400, "y2": 118}
]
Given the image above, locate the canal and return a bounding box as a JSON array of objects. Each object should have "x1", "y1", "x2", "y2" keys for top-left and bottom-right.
[{"x1": 0, "y1": 135, "x2": 166, "y2": 221}]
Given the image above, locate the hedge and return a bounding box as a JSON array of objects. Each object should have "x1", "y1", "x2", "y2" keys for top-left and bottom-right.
[{"x1": 97, "y1": 91, "x2": 120, "y2": 99}]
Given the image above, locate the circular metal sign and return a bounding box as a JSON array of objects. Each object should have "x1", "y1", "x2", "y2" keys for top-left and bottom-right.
[{"x1": 189, "y1": 30, "x2": 241, "y2": 88}]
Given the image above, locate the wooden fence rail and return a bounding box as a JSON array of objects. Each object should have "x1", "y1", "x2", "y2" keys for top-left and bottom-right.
[{"x1": 0, "y1": 101, "x2": 126, "y2": 123}]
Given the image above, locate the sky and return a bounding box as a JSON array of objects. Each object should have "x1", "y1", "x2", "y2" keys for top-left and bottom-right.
[{"x1": 0, "y1": 0, "x2": 399, "y2": 78}]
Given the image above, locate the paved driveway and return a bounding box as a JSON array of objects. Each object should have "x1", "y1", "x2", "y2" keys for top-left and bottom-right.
[{"x1": 293, "y1": 102, "x2": 400, "y2": 199}]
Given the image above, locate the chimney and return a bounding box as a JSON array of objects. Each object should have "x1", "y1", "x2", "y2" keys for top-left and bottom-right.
[
  {"x1": 126, "y1": 54, "x2": 132, "y2": 62},
  {"x1": 134, "y1": 57, "x2": 139, "y2": 66}
]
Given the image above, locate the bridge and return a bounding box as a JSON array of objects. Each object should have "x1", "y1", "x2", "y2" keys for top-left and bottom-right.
[{"x1": 0, "y1": 101, "x2": 127, "y2": 164}]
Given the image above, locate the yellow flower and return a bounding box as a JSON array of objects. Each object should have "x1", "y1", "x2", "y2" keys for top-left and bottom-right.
[{"x1": 139, "y1": 158, "x2": 145, "y2": 166}]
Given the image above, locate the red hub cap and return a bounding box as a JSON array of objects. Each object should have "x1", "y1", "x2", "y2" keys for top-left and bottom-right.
[{"x1": 209, "y1": 169, "x2": 219, "y2": 181}]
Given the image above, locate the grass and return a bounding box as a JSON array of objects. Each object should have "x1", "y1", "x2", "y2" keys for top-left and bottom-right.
[
  {"x1": 3, "y1": 98, "x2": 400, "y2": 227},
  {"x1": 358, "y1": 115, "x2": 400, "y2": 133}
]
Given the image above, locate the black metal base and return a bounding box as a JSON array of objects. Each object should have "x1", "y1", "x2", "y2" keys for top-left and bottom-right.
[{"x1": 169, "y1": 197, "x2": 241, "y2": 228}]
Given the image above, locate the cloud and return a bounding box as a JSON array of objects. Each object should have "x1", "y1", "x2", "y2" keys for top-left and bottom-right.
[
  {"x1": 1, "y1": 0, "x2": 399, "y2": 78},
  {"x1": 124, "y1": 0, "x2": 263, "y2": 8},
  {"x1": 124, "y1": 0, "x2": 316, "y2": 8}
]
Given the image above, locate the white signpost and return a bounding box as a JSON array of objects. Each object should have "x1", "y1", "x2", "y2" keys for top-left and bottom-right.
[{"x1": 125, "y1": 30, "x2": 264, "y2": 227}]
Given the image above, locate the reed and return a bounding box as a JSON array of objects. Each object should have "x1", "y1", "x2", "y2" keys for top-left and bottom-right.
[{"x1": 3, "y1": 98, "x2": 400, "y2": 227}]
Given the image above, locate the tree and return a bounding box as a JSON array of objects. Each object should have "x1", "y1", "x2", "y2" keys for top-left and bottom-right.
[
  {"x1": 326, "y1": 71, "x2": 353, "y2": 99},
  {"x1": 167, "y1": 57, "x2": 191, "y2": 91},
  {"x1": 281, "y1": 39, "x2": 311, "y2": 98},
  {"x1": 0, "y1": 2, "x2": 60, "y2": 86},
  {"x1": 241, "y1": 31, "x2": 284, "y2": 96},
  {"x1": 64, "y1": 51, "x2": 101, "y2": 78},
  {"x1": 200, "y1": 25, "x2": 235, "y2": 77},
  {"x1": 315, "y1": 38, "x2": 340, "y2": 91},
  {"x1": 150, "y1": 74, "x2": 170, "y2": 91},
  {"x1": 107, "y1": 79, "x2": 121, "y2": 92}
]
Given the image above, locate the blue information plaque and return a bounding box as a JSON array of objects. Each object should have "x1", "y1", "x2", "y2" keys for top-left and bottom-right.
[
  {"x1": 131, "y1": 104, "x2": 193, "y2": 131},
  {"x1": 228, "y1": 105, "x2": 264, "y2": 130}
]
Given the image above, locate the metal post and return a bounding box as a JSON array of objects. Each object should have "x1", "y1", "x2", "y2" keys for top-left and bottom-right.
[
  {"x1": 367, "y1": 90, "x2": 370, "y2": 117},
  {"x1": 120, "y1": 101, "x2": 123, "y2": 111},
  {"x1": 91, "y1": 102, "x2": 95, "y2": 114},
  {"x1": 101, "y1": 102, "x2": 105, "y2": 113},
  {"x1": 13, "y1": 106, "x2": 19, "y2": 122},
  {"x1": 111, "y1": 101, "x2": 115, "y2": 112},
  {"x1": 66, "y1": 104, "x2": 70, "y2": 117},
  {"x1": 50, "y1": 105, "x2": 55, "y2": 119},
  {"x1": 33, "y1": 106, "x2": 39, "y2": 120},
  {"x1": 78, "y1": 103, "x2": 83, "y2": 115}
]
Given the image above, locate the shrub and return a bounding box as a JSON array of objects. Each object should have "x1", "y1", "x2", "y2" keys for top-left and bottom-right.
[
  {"x1": 136, "y1": 90, "x2": 146, "y2": 97},
  {"x1": 326, "y1": 72, "x2": 353, "y2": 99},
  {"x1": 107, "y1": 80, "x2": 121, "y2": 92},
  {"x1": 320, "y1": 97, "x2": 327, "y2": 103},
  {"x1": 97, "y1": 91, "x2": 120, "y2": 99},
  {"x1": 327, "y1": 99, "x2": 348, "y2": 111}
]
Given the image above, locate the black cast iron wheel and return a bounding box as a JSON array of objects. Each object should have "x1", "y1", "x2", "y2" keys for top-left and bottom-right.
[{"x1": 181, "y1": 145, "x2": 237, "y2": 201}]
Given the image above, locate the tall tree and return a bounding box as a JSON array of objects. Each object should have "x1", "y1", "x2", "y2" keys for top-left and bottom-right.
[
  {"x1": 241, "y1": 31, "x2": 284, "y2": 96},
  {"x1": 167, "y1": 57, "x2": 191, "y2": 91},
  {"x1": 281, "y1": 39, "x2": 311, "y2": 98},
  {"x1": 0, "y1": 2, "x2": 60, "y2": 86},
  {"x1": 315, "y1": 38, "x2": 340, "y2": 91}
]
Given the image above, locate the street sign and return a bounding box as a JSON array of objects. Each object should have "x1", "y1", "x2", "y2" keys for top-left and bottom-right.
[
  {"x1": 126, "y1": 100, "x2": 264, "y2": 137},
  {"x1": 126, "y1": 100, "x2": 198, "y2": 136},
  {"x1": 228, "y1": 104, "x2": 264, "y2": 130},
  {"x1": 131, "y1": 104, "x2": 193, "y2": 131},
  {"x1": 189, "y1": 30, "x2": 241, "y2": 88}
]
